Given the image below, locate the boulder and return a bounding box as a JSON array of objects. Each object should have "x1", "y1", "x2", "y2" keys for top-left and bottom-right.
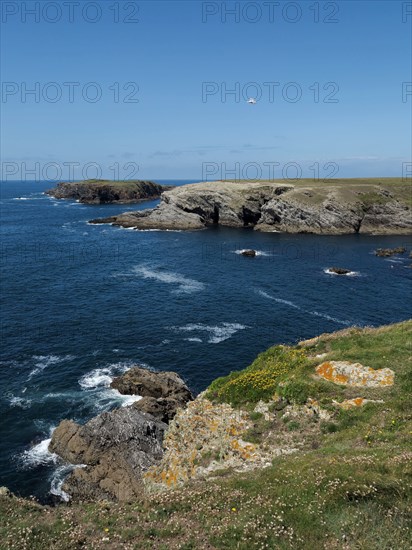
[
  {"x1": 110, "y1": 367, "x2": 193, "y2": 421},
  {"x1": 315, "y1": 361, "x2": 394, "y2": 387},
  {"x1": 49, "y1": 407, "x2": 167, "y2": 502}
]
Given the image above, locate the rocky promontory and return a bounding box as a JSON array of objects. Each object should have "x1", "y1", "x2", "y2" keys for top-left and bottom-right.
[
  {"x1": 48, "y1": 367, "x2": 193, "y2": 501},
  {"x1": 46, "y1": 179, "x2": 171, "y2": 204},
  {"x1": 89, "y1": 178, "x2": 412, "y2": 234}
]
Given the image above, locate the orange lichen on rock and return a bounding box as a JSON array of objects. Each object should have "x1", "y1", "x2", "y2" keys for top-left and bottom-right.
[
  {"x1": 315, "y1": 361, "x2": 394, "y2": 387},
  {"x1": 335, "y1": 397, "x2": 384, "y2": 410}
]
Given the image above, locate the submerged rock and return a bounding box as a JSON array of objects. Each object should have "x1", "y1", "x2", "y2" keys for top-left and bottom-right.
[
  {"x1": 49, "y1": 407, "x2": 167, "y2": 502},
  {"x1": 375, "y1": 247, "x2": 406, "y2": 257}
]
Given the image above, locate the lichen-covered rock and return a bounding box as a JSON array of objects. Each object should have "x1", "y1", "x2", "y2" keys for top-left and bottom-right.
[
  {"x1": 334, "y1": 397, "x2": 384, "y2": 410},
  {"x1": 144, "y1": 398, "x2": 296, "y2": 492},
  {"x1": 315, "y1": 361, "x2": 394, "y2": 387}
]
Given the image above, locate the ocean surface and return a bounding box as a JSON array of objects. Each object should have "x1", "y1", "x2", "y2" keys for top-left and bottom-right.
[{"x1": 0, "y1": 179, "x2": 411, "y2": 501}]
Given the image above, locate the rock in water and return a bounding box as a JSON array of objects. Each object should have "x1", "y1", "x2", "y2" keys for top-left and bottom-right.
[
  {"x1": 46, "y1": 180, "x2": 171, "y2": 204},
  {"x1": 328, "y1": 267, "x2": 351, "y2": 275},
  {"x1": 49, "y1": 407, "x2": 167, "y2": 502},
  {"x1": 375, "y1": 247, "x2": 406, "y2": 257},
  {"x1": 111, "y1": 367, "x2": 193, "y2": 422},
  {"x1": 241, "y1": 249, "x2": 257, "y2": 257}
]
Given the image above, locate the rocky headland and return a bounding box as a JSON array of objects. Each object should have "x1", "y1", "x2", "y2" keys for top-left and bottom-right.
[
  {"x1": 46, "y1": 179, "x2": 171, "y2": 204},
  {"x1": 48, "y1": 368, "x2": 193, "y2": 501},
  {"x1": 89, "y1": 178, "x2": 412, "y2": 234}
]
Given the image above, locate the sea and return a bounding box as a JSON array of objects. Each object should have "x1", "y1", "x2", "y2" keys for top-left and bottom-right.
[{"x1": 0, "y1": 179, "x2": 411, "y2": 502}]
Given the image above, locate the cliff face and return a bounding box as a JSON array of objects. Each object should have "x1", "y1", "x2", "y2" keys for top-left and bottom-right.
[
  {"x1": 46, "y1": 180, "x2": 171, "y2": 204},
  {"x1": 89, "y1": 179, "x2": 412, "y2": 234}
]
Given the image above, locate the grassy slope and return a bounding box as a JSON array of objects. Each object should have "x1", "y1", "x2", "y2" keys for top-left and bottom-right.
[
  {"x1": 220, "y1": 178, "x2": 412, "y2": 207},
  {"x1": 1, "y1": 321, "x2": 411, "y2": 549}
]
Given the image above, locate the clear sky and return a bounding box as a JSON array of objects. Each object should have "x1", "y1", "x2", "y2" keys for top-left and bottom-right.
[{"x1": 1, "y1": 0, "x2": 411, "y2": 180}]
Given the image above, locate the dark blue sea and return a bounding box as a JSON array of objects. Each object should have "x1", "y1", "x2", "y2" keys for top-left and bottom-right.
[{"x1": 0, "y1": 180, "x2": 411, "y2": 501}]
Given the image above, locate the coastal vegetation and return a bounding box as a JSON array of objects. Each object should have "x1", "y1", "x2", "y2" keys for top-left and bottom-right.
[{"x1": 1, "y1": 320, "x2": 411, "y2": 549}]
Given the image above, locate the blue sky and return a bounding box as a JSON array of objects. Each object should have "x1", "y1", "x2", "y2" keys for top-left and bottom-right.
[{"x1": 1, "y1": 0, "x2": 411, "y2": 180}]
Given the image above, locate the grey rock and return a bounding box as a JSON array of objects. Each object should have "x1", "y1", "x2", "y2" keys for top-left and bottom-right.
[
  {"x1": 49, "y1": 407, "x2": 167, "y2": 502},
  {"x1": 111, "y1": 367, "x2": 193, "y2": 422}
]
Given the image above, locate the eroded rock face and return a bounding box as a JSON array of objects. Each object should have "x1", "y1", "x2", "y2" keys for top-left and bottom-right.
[
  {"x1": 89, "y1": 180, "x2": 412, "y2": 234},
  {"x1": 315, "y1": 361, "x2": 394, "y2": 387},
  {"x1": 49, "y1": 407, "x2": 167, "y2": 502},
  {"x1": 46, "y1": 180, "x2": 170, "y2": 204},
  {"x1": 110, "y1": 367, "x2": 193, "y2": 422}
]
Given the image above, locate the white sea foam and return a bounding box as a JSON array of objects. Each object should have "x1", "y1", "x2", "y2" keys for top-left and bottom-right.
[
  {"x1": 185, "y1": 337, "x2": 203, "y2": 343},
  {"x1": 385, "y1": 259, "x2": 404, "y2": 264},
  {"x1": 257, "y1": 290, "x2": 301, "y2": 310},
  {"x1": 310, "y1": 311, "x2": 351, "y2": 326},
  {"x1": 8, "y1": 395, "x2": 32, "y2": 409},
  {"x1": 172, "y1": 322, "x2": 248, "y2": 344},
  {"x1": 28, "y1": 354, "x2": 75, "y2": 380},
  {"x1": 20, "y1": 428, "x2": 58, "y2": 469},
  {"x1": 133, "y1": 266, "x2": 205, "y2": 294},
  {"x1": 79, "y1": 368, "x2": 113, "y2": 389},
  {"x1": 135, "y1": 229, "x2": 183, "y2": 232},
  {"x1": 257, "y1": 289, "x2": 351, "y2": 326},
  {"x1": 50, "y1": 464, "x2": 84, "y2": 502},
  {"x1": 78, "y1": 361, "x2": 143, "y2": 411}
]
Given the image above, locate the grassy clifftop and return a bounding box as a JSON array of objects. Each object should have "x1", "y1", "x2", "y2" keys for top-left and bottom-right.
[{"x1": 1, "y1": 321, "x2": 411, "y2": 549}]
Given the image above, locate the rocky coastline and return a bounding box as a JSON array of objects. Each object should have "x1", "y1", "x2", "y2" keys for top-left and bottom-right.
[
  {"x1": 48, "y1": 368, "x2": 193, "y2": 502},
  {"x1": 89, "y1": 178, "x2": 412, "y2": 234},
  {"x1": 46, "y1": 179, "x2": 171, "y2": 204}
]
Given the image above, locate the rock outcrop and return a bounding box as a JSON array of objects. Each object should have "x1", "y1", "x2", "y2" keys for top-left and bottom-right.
[
  {"x1": 46, "y1": 179, "x2": 171, "y2": 204},
  {"x1": 110, "y1": 367, "x2": 193, "y2": 423},
  {"x1": 89, "y1": 179, "x2": 412, "y2": 234},
  {"x1": 315, "y1": 361, "x2": 395, "y2": 387},
  {"x1": 49, "y1": 407, "x2": 167, "y2": 502},
  {"x1": 49, "y1": 367, "x2": 193, "y2": 501}
]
